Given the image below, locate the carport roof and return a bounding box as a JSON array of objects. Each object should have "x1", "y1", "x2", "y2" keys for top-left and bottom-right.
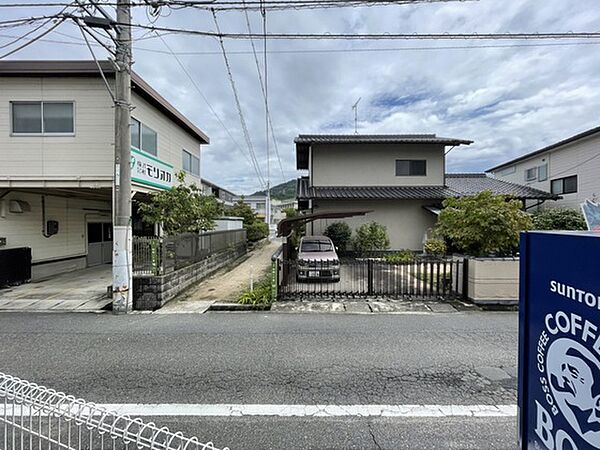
[{"x1": 277, "y1": 210, "x2": 372, "y2": 237}]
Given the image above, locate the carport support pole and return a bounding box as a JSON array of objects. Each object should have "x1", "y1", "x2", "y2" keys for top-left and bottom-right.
[{"x1": 112, "y1": 0, "x2": 133, "y2": 314}]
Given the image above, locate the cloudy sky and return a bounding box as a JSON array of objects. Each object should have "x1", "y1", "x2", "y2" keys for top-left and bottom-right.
[{"x1": 2, "y1": 0, "x2": 599, "y2": 194}]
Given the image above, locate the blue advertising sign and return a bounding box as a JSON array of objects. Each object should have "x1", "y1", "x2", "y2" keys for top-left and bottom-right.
[{"x1": 519, "y1": 231, "x2": 600, "y2": 449}]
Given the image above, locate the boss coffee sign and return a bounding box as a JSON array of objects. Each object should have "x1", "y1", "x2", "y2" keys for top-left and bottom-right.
[
  {"x1": 519, "y1": 231, "x2": 600, "y2": 449},
  {"x1": 131, "y1": 148, "x2": 174, "y2": 190}
]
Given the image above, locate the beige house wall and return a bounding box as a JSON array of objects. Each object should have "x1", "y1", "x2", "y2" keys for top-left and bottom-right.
[
  {"x1": 310, "y1": 143, "x2": 446, "y2": 187},
  {"x1": 490, "y1": 133, "x2": 600, "y2": 209},
  {"x1": 309, "y1": 199, "x2": 438, "y2": 250},
  {"x1": 0, "y1": 76, "x2": 204, "y2": 188},
  {"x1": 0, "y1": 191, "x2": 111, "y2": 264}
]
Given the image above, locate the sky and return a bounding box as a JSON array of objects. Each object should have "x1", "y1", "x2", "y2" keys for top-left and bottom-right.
[{"x1": 1, "y1": 0, "x2": 599, "y2": 194}]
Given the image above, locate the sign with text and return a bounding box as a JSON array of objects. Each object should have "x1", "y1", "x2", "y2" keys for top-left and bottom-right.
[
  {"x1": 131, "y1": 148, "x2": 174, "y2": 190},
  {"x1": 519, "y1": 231, "x2": 600, "y2": 449},
  {"x1": 582, "y1": 200, "x2": 600, "y2": 231}
]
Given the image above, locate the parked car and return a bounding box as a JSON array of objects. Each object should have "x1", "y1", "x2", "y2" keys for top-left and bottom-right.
[{"x1": 296, "y1": 236, "x2": 340, "y2": 282}]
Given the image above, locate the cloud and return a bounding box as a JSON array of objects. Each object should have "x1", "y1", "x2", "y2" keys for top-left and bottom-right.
[{"x1": 1, "y1": 0, "x2": 599, "y2": 192}]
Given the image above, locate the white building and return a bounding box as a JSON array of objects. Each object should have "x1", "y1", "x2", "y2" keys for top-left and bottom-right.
[
  {"x1": 0, "y1": 60, "x2": 209, "y2": 280},
  {"x1": 487, "y1": 125, "x2": 600, "y2": 209}
]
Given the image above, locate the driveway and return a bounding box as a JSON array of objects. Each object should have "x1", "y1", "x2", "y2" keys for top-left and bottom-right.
[{"x1": 0, "y1": 265, "x2": 112, "y2": 312}]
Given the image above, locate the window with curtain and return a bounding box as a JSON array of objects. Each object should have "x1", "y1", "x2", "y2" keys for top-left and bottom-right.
[{"x1": 12, "y1": 101, "x2": 74, "y2": 134}]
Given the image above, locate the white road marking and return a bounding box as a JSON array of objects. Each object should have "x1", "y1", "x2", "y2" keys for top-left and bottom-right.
[{"x1": 1, "y1": 404, "x2": 517, "y2": 417}]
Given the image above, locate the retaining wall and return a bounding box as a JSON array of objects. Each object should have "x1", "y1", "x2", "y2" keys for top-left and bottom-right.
[{"x1": 133, "y1": 244, "x2": 246, "y2": 310}]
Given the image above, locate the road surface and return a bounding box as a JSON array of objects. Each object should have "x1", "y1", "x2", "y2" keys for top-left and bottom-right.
[{"x1": 0, "y1": 311, "x2": 518, "y2": 449}]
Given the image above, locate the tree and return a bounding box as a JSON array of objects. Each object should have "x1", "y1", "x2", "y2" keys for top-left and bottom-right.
[
  {"x1": 227, "y1": 199, "x2": 257, "y2": 226},
  {"x1": 435, "y1": 191, "x2": 532, "y2": 257},
  {"x1": 324, "y1": 222, "x2": 352, "y2": 252},
  {"x1": 353, "y1": 222, "x2": 390, "y2": 255},
  {"x1": 532, "y1": 208, "x2": 587, "y2": 231},
  {"x1": 226, "y1": 199, "x2": 268, "y2": 242},
  {"x1": 138, "y1": 171, "x2": 222, "y2": 235}
]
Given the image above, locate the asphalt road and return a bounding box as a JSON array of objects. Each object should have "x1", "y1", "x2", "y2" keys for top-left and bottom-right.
[{"x1": 0, "y1": 311, "x2": 518, "y2": 449}]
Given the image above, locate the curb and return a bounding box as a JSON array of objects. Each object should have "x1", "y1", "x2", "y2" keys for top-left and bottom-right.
[{"x1": 208, "y1": 302, "x2": 271, "y2": 311}]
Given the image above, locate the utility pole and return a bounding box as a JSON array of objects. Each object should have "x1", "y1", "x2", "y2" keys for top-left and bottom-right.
[
  {"x1": 112, "y1": 0, "x2": 133, "y2": 314},
  {"x1": 352, "y1": 97, "x2": 361, "y2": 134},
  {"x1": 262, "y1": 1, "x2": 271, "y2": 231}
]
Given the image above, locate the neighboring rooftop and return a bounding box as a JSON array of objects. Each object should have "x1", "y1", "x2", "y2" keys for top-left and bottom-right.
[
  {"x1": 486, "y1": 125, "x2": 600, "y2": 172},
  {"x1": 297, "y1": 174, "x2": 558, "y2": 201},
  {"x1": 294, "y1": 134, "x2": 473, "y2": 146},
  {"x1": 201, "y1": 178, "x2": 237, "y2": 197},
  {"x1": 445, "y1": 173, "x2": 558, "y2": 200},
  {"x1": 0, "y1": 60, "x2": 210, "y2": 144}
]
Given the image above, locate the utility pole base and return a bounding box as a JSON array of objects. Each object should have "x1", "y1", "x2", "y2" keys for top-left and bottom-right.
[{"x1": 112, "y1": 224, "x2": 132, "y2": 314}]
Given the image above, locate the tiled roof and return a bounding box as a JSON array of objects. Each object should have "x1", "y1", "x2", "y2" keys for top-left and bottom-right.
[
  {"x1": 294, "y1": 134, "x2": 473, "y2": 146},
  {"x1": 297, "y1": 174, "x2": 558, "y2": 201},
  {"x1": 445, "y1": 173, "x2": 558, "y2": 199},
  {"x1": 297, "y1": 178, "x2": 455, "y2": 200}
]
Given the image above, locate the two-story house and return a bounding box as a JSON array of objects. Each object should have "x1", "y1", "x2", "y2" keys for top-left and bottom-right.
[
  {"x1": 295, "y1": 134, "x2": 558, "y2": 250},
  {"x1": 487, "y1": 125, "x2": 600, "y2": 210},
  {"x1": 0, "y1": 60, "x2": 209, "y2": 279}
]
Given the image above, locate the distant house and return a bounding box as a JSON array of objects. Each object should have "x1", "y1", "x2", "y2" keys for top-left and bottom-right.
[
  {"x1": 295, "y1": 134, "x2": 557, "y2": 250},
  {"x1": 487, "y1": 125, "x2": 600, "y2": 209},
  {"x1": 201, "y1": 178, "x2": 236, "y2": 207},
  {"x1": 233, "y1": 195, "x2": 268, "y2": 220}
]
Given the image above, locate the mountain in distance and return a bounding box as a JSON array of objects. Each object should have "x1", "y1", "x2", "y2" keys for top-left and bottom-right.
[{"x1": 251, "y1": 179, "x2": 296, "y2": 200}]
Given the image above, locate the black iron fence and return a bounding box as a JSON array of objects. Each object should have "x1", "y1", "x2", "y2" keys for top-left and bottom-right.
[
  {"x1": 276, "y1": 257, "x2": 465, "y2": 300},
  {"x1": 133, "y1": 229, "x2": 247, "y2": 276}
]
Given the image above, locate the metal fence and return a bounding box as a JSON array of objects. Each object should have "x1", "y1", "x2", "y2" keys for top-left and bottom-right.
[
  {"x1": 277, "y1": 257, "x2": 465, "y2": 300},
  {"x1": 133, "y1": 229, "x2": 246, "y2": 276},
  {"x1": 0, "y1": 373, "x2": 228, "y2": 450}
]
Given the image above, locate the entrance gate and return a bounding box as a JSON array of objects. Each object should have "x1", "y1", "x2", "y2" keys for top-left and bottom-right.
[{"x1": 277, "y1": 257, "x2": 465, "y2": 300}]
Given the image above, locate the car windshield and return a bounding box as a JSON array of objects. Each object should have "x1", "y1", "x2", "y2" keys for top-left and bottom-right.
[{"x1": 301, "y1": 241, "x2": 334, "y2": 252}]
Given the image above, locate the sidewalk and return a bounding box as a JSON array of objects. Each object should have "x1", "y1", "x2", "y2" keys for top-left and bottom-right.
[{"x1": 156, "y1": 240, "x2": 280, "y2": 313}]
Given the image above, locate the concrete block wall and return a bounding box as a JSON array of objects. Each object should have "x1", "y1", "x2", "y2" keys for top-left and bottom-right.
[
  {"x1": 466, "y1": 257, "x2": 519, "y2": 305},
  {"x1": 133, "y1": 244, "x2": 246, "y2": 310}
]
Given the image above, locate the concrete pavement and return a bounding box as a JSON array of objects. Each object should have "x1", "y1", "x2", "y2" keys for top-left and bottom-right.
[{"x1": 0, "y1": 311, "x2": 518, "y2": 449}]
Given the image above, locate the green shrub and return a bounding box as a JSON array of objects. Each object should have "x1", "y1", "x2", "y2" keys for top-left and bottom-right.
[
  {"x1": 423, "y1": 238, "x2": 447, "y2": 256},
  {"x1": 353, "y1": 222, "x2": 390, "y2": 256},
  {"x1": 324, "y1": 222, "x2": 352, "y2": 252},
  {"x1": 246, "y1": 221, "x2": 269, "y2": 242},
  {"x1": 238, "y1": 276, "x2": 272, "y2": 305},
  {"x1": 532, "y1": 208, "x2": 587, "y2": 231},
  {"x1": 384, "y1": 249, "x2": 415, "y2": 262},
  {"x1": 436, "y1": 191, "x2": 532, "y2": 257}
]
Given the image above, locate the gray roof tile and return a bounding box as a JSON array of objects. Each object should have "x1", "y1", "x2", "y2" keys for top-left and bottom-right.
[
  {"x1": 294, "y1": 134, "x2": 473, "y2": 146},
  {"x1": 297, "y1": 174, "x2": 558, "y2": 201}
]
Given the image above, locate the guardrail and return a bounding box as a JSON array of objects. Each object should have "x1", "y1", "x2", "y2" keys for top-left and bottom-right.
[{"x1": 0, "y1": 373, "x2": 228, "y2": 450}]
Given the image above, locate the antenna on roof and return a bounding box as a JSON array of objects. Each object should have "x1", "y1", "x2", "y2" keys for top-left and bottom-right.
[{"x1": 352, "y1": 97, "x2": 361, "y2": 134}]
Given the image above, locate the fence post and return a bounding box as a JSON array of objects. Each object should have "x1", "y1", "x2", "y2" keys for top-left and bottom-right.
[
  {"x1": 462, "y1": 257, "x2": 469, "y2": 300},
  {"x1": 271, "y1": 258, "x2": 278, "y2": 302},
  {"x1": 367, "y1": 259, "x2": 374, "y2": 296}
]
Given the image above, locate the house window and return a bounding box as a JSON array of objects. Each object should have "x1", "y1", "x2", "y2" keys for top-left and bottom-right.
[
  {"x1": 551, "y1": 175, "x2": 577, "y2": 195},
  {"x1": 538, "y1": 164, "x2": 548, "y2": 182},
  {"x1": 395, "y1": 159, "x2": 427, "y2": 176},
  {"x1": 131, "y1": 117, "x2": 158, "y2": 156},
  {"x1": 182, "y1": 149, "x2": 200, "y2": 176},
  {"x1": 525, "y1": 167, "x2": 537, "y2": 181},
  {"x1": 11, "y1": 101, "x2": 74, "y2": 134}
]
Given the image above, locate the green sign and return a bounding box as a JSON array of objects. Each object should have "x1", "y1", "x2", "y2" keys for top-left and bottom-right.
[{"x1": 131, "y1": 148, "x2": 174, "y2": 190}]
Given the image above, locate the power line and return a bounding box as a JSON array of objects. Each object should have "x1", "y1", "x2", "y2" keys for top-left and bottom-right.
[
  {"x1": 121, "y1": 23, "x2": 600, "y2": 41},
  {"x1": 0, "y1": 0, "x2": 471, "y2": 11},
  {"x1": 156, "y1": 32, "x2": 268, "y2": 189},
  {"x1": 212, "y1": 9, "x2": 267, "y2": 189},
  {"x1": 0, "y1": 18, "x2": 65, "y2": 58},
  {"x1": 242, "y1": 0, "x2": 286, "y2": 181}
]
